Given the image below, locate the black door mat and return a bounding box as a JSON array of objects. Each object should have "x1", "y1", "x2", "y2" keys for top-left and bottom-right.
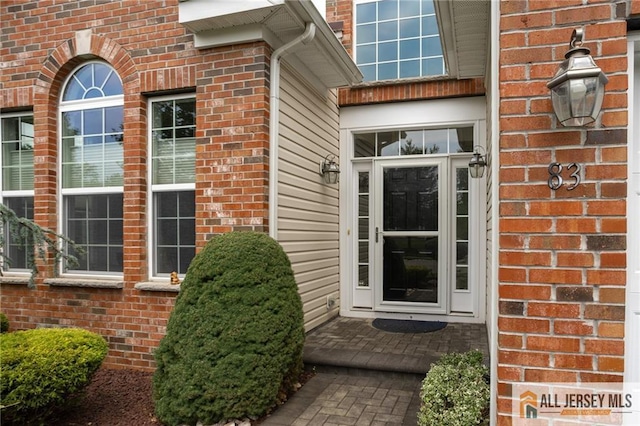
[{"x1": 372, "y1": 318, "x2": 447, "y2": 333}]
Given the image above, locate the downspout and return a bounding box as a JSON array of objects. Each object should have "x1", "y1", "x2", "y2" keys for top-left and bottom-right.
[{"x1": 268, "y1": 22, "x2": 316, "y2": 240}]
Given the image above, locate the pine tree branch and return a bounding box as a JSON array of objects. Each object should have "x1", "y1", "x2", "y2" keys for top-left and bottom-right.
[{"x1": 0, "y1": 203, "x2": 83, "y2": 289}]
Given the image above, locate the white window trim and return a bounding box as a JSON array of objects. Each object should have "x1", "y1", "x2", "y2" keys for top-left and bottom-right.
[
  {"x1": 147, "y1": 93, "x2": 196, "y2": 280},
  {"x1": 1, "y1": 111, "x2": 35, "y2": 275},
  {"x1": 57, "y1": 61, "x2": 125, "y2": 277}
]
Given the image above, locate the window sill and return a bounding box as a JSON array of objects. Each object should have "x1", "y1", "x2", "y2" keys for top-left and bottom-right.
[
  {"x1": 45, "y1": 278, "x2": 124, "y2": 289},
  {"x1": 0, "y1": 276, "x2": 31, "y2": 285},
  {"x1": 135, "y1": 282, "x2": 181, "y2": 293}
]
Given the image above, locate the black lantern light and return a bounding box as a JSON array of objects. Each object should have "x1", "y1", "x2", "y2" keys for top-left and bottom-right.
[
  {"x1": 468, "y1": 146, "x2": 487, "y2": 179},
  {"x1": 320, "y1": 154, "x2": 340, "y2": 184},
  {"x1": 547, "y1": 28, "x2": 608, "y2": 127}
]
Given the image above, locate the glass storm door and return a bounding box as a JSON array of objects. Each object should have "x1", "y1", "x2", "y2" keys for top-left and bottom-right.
[{"x1": 374, "y1": 159, "x2": 446, "y2": 313}]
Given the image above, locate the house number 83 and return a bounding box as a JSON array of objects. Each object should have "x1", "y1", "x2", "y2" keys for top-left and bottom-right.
[{"x1": 548, "y1": 162, "x2": 581, "y2": 191}]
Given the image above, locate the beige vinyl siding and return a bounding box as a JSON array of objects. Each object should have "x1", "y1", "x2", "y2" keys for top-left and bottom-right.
[{"x1": 278, "y1": 64, "x2": 340, "y2": 331}]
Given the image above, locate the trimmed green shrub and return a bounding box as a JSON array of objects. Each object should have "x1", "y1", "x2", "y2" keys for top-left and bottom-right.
[
  {"x1": 0, "y1": 328, "x2": 108, "y2": 424},
  {"x1": 418, "y1": 350, "x2": 489, "y2": 426},
  {"x1": 0, "y1": 313, "x2": 8, "y2": 333},
  {"x1": 153, "y1": 231, "x2": 305, "y2": 425}
]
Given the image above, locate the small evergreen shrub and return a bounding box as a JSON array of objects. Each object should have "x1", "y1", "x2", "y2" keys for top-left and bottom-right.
[
  {"x1": 153, "y1": 231, "x2": 305, "y2": 425},
  {"x1": 0, "y1": 328, "x2": 108, "y2": 424},
  {"x1": 418, "y1": 350, "x2": 489, "y2": 426},
  {"x1": 0, "y1": 313, "x2": 8, "y2": 333}
]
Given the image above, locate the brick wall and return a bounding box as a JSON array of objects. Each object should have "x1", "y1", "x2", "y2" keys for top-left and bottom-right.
[
  {"x1": 497, "y1": 1, "x2": 630, "y2": 423},
  {"x1": 1, "y1": 0, "x2": 272, "y2": 370},
  {"x1": 326, "y1": 0, "x2": 485, "y2": 105}
]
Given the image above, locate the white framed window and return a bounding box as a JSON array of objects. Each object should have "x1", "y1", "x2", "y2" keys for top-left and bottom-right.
[
  {"x1": 148, "y1": 95, "x2": 196, "y2": 277},
  {"x1": 354, "y1": 0, "x2": 445, "y2": 82},
  {"x1": 59, "y1": 62, "x2": 124, "y2": 274},
  {"x1": 1, "y1": 113, "x2": 35, "y2": 271}
]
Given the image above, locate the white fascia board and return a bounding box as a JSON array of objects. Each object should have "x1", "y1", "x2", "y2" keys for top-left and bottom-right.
[
  {"x1": 193, "y1": 23, "x2": 278, "y2": 49},
  {"x1": 286, "y1": 0, "x2": 362, "y2": 85},
  {"x1": 179, "y1": 0, "x2": 284, "y2": 26}
]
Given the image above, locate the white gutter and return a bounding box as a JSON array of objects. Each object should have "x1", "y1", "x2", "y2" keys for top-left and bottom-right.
[{"x1": 268, "y1": 22, "x2": 317, "y2": 240}]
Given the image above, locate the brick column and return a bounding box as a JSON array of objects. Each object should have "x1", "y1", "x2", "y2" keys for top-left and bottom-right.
[
  {"x1": 194, "y1": 42, "x2": 271, "y2": 244},
  {"x1": 497, "y1": 2, "x2": 630, "y2": 424}
]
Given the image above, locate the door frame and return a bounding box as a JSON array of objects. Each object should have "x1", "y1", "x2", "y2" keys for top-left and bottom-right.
[
  {"x1": 373, "y1": 156, "x2": 448, "y2": 314},
  {"x1": 339, "y1": 98, "x2": 488, "y2": 323},
  {"x1": 624, "y1": 32, "x2": 640, "y2": 426}
]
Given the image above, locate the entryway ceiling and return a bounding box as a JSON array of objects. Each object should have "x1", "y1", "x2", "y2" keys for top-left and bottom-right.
[{"x1": 435, "y1": 0, "x2": 490, "y2": 79}]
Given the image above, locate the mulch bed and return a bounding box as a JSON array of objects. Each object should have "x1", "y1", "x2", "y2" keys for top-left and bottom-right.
[
  {"x1": 53, "y1": 367, "x2": 314, "y2": 426},
  {"x1": 55, "y1": 368, "x2": 159, "y2": 426}
]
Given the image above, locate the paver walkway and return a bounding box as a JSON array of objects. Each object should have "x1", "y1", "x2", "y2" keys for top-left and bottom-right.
[{"x1": 260, "y1": 317, "x2": 489, "y2": 425}]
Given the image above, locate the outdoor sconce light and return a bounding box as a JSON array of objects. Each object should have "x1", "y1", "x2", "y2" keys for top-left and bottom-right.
[
  {"x1": 320, "y1": 154, "x2": 340, "y2": 184},
  {"x1": 468, "y1": 146, "x2": 486, "y2": 179},
  {"x1": 547, "y1": 28, "x2": 608, "y2": 127}
]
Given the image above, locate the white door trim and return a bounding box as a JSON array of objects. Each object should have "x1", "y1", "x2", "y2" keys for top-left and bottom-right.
[{"x1": 624, "y1": 32, "x2": 640, "y2": 426}]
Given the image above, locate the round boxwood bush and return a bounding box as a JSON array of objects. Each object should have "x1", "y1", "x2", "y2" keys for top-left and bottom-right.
[
  {"x1": 0, "y1": 328, "x2": 108, "y2": 424},
  {"x1": 153, "y1": 231, "x2": 305, "y2": 425},
  {"x1": 418, "y1": 350, "x2": 489, "y2": 426}
]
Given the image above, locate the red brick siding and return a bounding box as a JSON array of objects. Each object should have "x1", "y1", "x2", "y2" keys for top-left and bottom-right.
[
  {"x1": 1, "y1": 0, "x2": 272, "y2": 370},
  {"x1": 497, "y1": 1, "x2": 629, "y2": 423}
]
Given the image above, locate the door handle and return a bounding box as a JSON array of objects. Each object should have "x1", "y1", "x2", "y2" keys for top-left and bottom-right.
[{"x1": 375, "y1": 227, "x2": 379, "y2": 243}]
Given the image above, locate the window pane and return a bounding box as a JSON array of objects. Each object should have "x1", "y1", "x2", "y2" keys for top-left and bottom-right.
[
  {"x1": 154, "y1": 190, "x2": 196, "y2": 276},
  {"x1": 451, "y1": 127, "x2": 474, "y2": 153},
  {"x1": 360, "y1": 65, "x2": 376, "y2": 82},
  {"x1": 400, "y1": 17, "x2": 420, "y2": 38},
  {"x1": 357, "y1": 23, "x2": 376, "y2": 44},
  {"x1": 400, "y1": 130, "x2": 423, "y2": 155},
  {"x1": 400, "y1": 39, "x2": 420, "y2": 60},
  {"x1": 63, "y1": 63, "x2": 122, "y2": 101},
  {"x1": 424, "y1": 129, "x2": 448, "y2": 154},
  {"x1": 400, "y1": 0, "x2": 420, "y2": 17},
  {"x1": 456, "y1": 266, "x2": 469, "y2": 290},
  {"x1": 457, "y1": 216, "x2": 468, "y2": 240},
  {"x1": 422, "y1": 36, "x2": 442, "y2": 57},
  {"x1": 2, "y1": 115, "x2": 34, "y2": 191},
  {"x1": 378, "y1": 131, "x2": 400, "y2": 156},
  {"x1": 378, "y1": 21, "x2": 397, "y2": 41},
  {"x1": 157, "y1": 219, "x2": 178, "y2": 245},
  {"x1": 65, "y1": 194, "x2": 123, "y2": 273},
  {"x1": 102, "y1": 72, "x2": 123, "y2": 97},
  {"x1": 2, "y1": 197, "x2": 34, "y2": 270},
  {"x1": 423, "y1": 57, "x2": 444, "y2": 76},
  {"x1": 62, "y1": 111, "x2": 81, "y2": 136},
  {"x1": 378, "y1": 0, "x2": 398, "y2": 20},
  {"x1": 421, "y1": 15, "x2": 438, "y2": 36},
  {"x1": 153, "y1": 101, "x2": 174, "y2": 128},
  {"x1": 378, "y1": 41, "x2": 397, "y2": 62},
  {"x1": 357, "y1": 44, "x2": 376, "y2": 65},
  {"x1": 422, "y1": 0, "x2": 435, "y2": 14},
  {"x1": 378, "y1": 62, "x2": 397, "y2": 80},
  {"x1": 356, "y1": 2, "x2": 376, "y2": 24},
  {"x1": 151, "y1": 98, "x2": 196, "y2": 185}
]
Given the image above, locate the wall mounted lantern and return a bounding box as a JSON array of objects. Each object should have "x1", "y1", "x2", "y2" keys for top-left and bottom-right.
[
  {"x1": 547, "y1": 28, "x2": 608, "y2": 127},
  {"x1": 468, "y1": 146, "x2": 487, "y2": 179},
  {"x1": 320, "y1": 154, "x2": 340, "y2": 184}
]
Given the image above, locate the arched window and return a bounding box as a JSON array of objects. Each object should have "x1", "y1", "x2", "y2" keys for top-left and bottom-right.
[{"x1": 59, "y1": 62, "x2": 124, "y2": 273}]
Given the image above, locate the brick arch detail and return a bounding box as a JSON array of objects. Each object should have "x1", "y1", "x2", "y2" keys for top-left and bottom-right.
[
  {"x1": 31, "y1": 33, "x2": 146, "y2": 283},
  {"x1": 35, "y1": 34, "x2": 138, "y2": 100}
]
